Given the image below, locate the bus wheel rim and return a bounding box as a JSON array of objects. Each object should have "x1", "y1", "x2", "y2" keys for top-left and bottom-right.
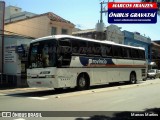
[
  {"x1": 79, "y1": 77, "x2": 86, "y2": 88},
  {"x1": 131, "y1": 74, "x2": 135, "y2": 83}
]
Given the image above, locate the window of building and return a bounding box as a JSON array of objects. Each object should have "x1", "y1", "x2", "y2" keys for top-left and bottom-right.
[
  {"x1": 51, "y1": 27, "x2": 57, "y2": 35},
  {"x1": 15, "y1": 8, "x2": 18, "y2": 11},
  {"x1": 62, "y1": 29, "x2": 68, "y2": 34}
]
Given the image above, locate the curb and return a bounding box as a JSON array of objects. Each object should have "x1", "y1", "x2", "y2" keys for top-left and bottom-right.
[
  {"x1": 0, "y1": 88, "x2": 39, "y2": 93},
  {"x1": 53, "y1": 80, "x2": 160, "y2": 99}
]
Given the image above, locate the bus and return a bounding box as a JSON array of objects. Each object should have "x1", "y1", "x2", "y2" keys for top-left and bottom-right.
[{"x1": 27, "y1": 35, "x2": 146, "y2": 90}]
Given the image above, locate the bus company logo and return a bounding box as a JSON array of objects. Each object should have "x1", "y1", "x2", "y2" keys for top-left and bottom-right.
[
  {"x1": 92, "y1": 59, "x2": 107, "y2": 64},
  {"x1": 108, "y1": 2, "x2": 158, "y2": 23},
  {"x1": 79, "y1": 57, "x2": 114, "y2": 66},
  {"x1": 79, "y1": 57, "x2": 108, "y2": 66}
]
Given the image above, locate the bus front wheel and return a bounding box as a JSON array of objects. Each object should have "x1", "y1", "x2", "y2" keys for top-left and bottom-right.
[
  {"x1": 130, "y1": 72, "x2": 137, "y2": 84},
  {"x1": 77, "y1": 74, "x2": 89, "y2": 90}
]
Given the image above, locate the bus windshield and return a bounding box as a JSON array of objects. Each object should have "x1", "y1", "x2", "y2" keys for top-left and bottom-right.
[{"x1": 28, "y1": 39, "x2": 57, "y2": 68}]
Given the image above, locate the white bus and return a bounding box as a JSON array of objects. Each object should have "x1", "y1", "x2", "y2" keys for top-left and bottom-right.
[{"x1": 27, "y1": 35, "x2": 146, "y2": 90}]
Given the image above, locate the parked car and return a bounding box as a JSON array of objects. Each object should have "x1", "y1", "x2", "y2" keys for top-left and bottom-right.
[{"x1": 147, "y1": 69, "x2": 160, "y2": 79}]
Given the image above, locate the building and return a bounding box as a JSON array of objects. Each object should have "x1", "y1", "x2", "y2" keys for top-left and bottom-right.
[
  {"x1": 4, "y1": 12, "x2": 75, "y2": 38},
  {"x1": 106, "y1": 25, "x2": 124, "y2": 44},
  {"x1": 1, "y1": 5, "x2": 75, "y2": 87},
  {"x1": 5, "y1": 5, "x2": 37, "y2": 23},
  {"x1": 151, "y1": 41, "x2": 160, "y2": 69},
  {"x1": 72, "y1": 29, "x2": 106, "y2": 40},
  {"x1": 123, "y1": 30, "x2": 151, "y2": 63},
  {"x1": 0, "y1": 35, "x2": 33, "y2": 87},
  {"x1": 73, "y1": 25, "x2": 124, "y2": 43},
  {"x1": 154, "y1": 40, "x2": 160, "y2": 45},
  {"x1": 0, "y1": 1, "x2": 5, "y2": 73}
]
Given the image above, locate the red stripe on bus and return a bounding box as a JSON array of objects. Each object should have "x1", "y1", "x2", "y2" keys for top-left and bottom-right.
[{"x1": 86, "y1": 64, "x2": 146, "y2": 68}]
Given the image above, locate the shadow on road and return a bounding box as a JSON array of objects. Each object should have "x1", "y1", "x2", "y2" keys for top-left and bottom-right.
[
  {"x1": 75, "y1": 108, "x2": 160, "y2": 120},
  {"x1": 4, "y1": 81, "x2": 143, "y2": 97}
]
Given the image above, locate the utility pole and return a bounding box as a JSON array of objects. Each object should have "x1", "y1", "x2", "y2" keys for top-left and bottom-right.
[
  {"x1": 97, "y1": 0, "x2": 115, "y2": 40},
  {"x1": 100, "y1": 1, "x2": 108, "y2": 23},
  {"x1": 95, "y1": 1, "x2": 107, "y2": 40},
  {"x1": 100, "y1": 0, "x2": 115, "y2": 21}
]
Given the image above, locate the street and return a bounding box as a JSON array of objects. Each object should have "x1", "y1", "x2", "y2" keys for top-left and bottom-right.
[{"x1": 0, "y1": 79, "x2": 160, "y2": 120}]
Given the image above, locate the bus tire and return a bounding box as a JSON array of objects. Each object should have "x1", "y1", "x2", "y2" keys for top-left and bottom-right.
[
  {"x1": 130, "y1": 72, "x2": 137, "y2": 84},
  {"x1": 77, "y1": 73, "x2": 90, "y2": 90}
]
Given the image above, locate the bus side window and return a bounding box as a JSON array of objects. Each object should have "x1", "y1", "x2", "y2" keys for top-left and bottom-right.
[
  {"x1": 113, "y1": 46, "x2": 123, "y2": 58},
  {"x1": 71, "y1": 39, "x2": 87, "y2": 55},
  {"x1": 123, "y1": 47, "x2": 131, "y2": 59},
  {"x1": 58, "y1": 39, "x2": 71, "y2": 46},
  {"x1": 131, "y1": 49, "x2": 137, "y2": 59},
  {"x1": 139, "y1": 50, "x2": 145, "y2": 60},
  {"x1": 101, "y1": 44, "x2": 112, "y2": 57},
  {"x1": 87, "y1": 42, "x2": 101, "y2": 56},
  {"x1": 58, "y1": 38, "x2": 71, "y2": 55},
  {"x1": 93, "y1": 42, "x2": 101, "y2": 56},
  {"x1": 57, "y1": 38, "x2": 71, "y2": 67},
  {"x1": 131, "y1": 49, "x2": 140, "y2": 59}
]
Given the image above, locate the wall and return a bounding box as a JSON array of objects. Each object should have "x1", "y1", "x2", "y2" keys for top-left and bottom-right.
[
  {"x1": 50, "y1": 20, "x2": 73, "y2": 35},
  {"x1": 106, "y1": 25, "x2": 124, "y2": 44},
  {"x1": 5, "y1": 15, "x2": 50, "y2": 38},
  {"x1": 5, "y1": 6, "x2": 22, "y2": 20},
  {"x1": 3, "y1": 35, "x2": 32, "y2": 75},
  {"x1": 5, "y1": 11, "x2": 37, "y2": 23},
  {"x1": 5, "y1": 15, "x2": 74, "y2": 38}
]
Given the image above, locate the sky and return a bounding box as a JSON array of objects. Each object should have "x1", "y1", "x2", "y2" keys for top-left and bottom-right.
[{"x1": 3, "y1": 0, "x2": 160, "y2": 40}]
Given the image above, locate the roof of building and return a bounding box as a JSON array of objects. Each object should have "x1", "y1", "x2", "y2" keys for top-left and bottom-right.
[
  {"x1": 152, "y1": 41, "x2": 160, "y2": 47},
  {"x1": 5, "y1": 5, "x2": 22, "y2": 9},
  {"x1": 72, "y1": 28, "x2": 82, "y2": 32},
  {"x1": 153, "y1": 40, "x2": 160, "y2": 44},
  {"x1": 72, "y1": 29, "x2": 96, "y2": 34},
  {"x1": 5, "y1": 12, "x2": 74, "y2": 26},
  {"x1": 4, "y1": 34, "x2": 34, "y2": 39}
]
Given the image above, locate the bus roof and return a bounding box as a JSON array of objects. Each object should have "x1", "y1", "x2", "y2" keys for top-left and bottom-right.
[{"x1": 31, "y1": 35, "x2": 145, "y2": 50}]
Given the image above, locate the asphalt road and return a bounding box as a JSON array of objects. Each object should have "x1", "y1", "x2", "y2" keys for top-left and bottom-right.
[{"x1": 0, "y1": 79, "x2": 160, "y2": 120}]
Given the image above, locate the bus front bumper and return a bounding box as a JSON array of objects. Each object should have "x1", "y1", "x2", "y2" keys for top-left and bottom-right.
[{"x1": 27, "y1": 78, "x2": 57, "y2": 88}]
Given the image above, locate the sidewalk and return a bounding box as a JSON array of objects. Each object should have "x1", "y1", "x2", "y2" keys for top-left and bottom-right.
[
  {"x1": 0, "y1": 86, "x2": 53, "y2": 93},
  {"x1": 0, "y1": 84, "x2": 28, "y2": 90},
  {"x1": 0, "y1": 74, "x2": 28, "y2": 90}
]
